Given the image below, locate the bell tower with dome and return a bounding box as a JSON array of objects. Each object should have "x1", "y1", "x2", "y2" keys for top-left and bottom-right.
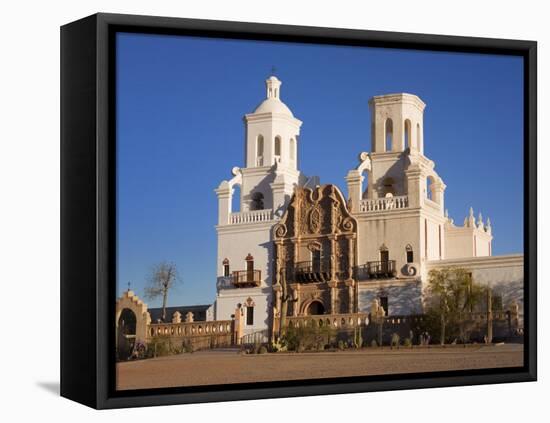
[
  {"x1": 213, "y1": 75, "x2": 313, "y2": 338},
  {"x1": 244, "y1": 76, "x2": 302, "y2": 171},
  {"x1": 232, "y1": 75, "x2": 307, "y2": 216}
]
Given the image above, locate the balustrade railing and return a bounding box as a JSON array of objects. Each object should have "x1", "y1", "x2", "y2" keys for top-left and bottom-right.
[
  {"x1": 229, "y1": 208, "x2": 274, "y2": 225},
  {"x1": 358, "y1": 195, "x2": 409, "y2": 212},
  {"x1": 286, "y1": 313, "x2": 371, "y2": 329},
  {"x1": 148, "y1": 320, "x2": 233, "y2": 338},
  {"x1": 240, "y1": 329, "x2": 270, "y2": 346}
]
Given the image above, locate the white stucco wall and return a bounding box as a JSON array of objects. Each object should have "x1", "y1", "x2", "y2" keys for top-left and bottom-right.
[
  {"x1": 358, "y1": 279, "x2": 423, "y2": 316},
  {"x1": 216, "y1": 222, "x2": 274, "y2": 286},
  {"x1": 215, "y1": 287, "x2": 272, "y2": 334},
  {"x1": 356, "y1": 212, "x2": 421, "y2": 272}
]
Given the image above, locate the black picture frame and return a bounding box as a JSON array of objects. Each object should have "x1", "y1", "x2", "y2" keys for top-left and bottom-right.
[{"x1": 60, "y1": 12, "x2": 537, "y2": 409}]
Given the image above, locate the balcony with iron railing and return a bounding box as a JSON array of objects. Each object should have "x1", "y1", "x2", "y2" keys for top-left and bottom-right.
[
  {"x1": 355, "y1": 260, "x2": 397, "y2": 280},
  {"x1": 358, "y1": 195, "x2": 409, "y2": 213},
  {"x1": 232, "y1": 270, "x2": 262, "y2": 288},
  {"x1": 294, "y1": 260, "x2": 331, "y2": 283}
]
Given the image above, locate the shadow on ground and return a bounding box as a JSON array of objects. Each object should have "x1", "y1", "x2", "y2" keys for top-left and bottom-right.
[{"x1": 36, "y1": 381, "x2": 60, "y2": 396}]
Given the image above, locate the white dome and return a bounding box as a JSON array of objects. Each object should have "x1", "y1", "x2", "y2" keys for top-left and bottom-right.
[{"x1": 253, "y1": 98, "x2": 294, "y2": 116}]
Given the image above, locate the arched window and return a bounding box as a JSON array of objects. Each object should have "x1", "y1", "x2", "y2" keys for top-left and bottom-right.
[
  {"x1": 250, "y1": 192, "x2": 264, "y2": 210},
  {"x1": 222, "y1": 258, "x2": 230, "y2": 277},
  {"x1": 405, "y1": 244, "x2": 414, "y2": 263},
  {"x1": 426, "y1": 176, "x2": 435, "y2": 201},
  {"x1": 231, "y1": 184, "x2": 241, "y2": 212},
  {"x1": 404, "y1": 119, "x2": 411, "y2": 150},
  {"x1": 290, "y1": 138, "x2": 295, "y2": 160},
  {"x1": 380, "y1": 244, "x2": 389, "y2": 263},
  {"x1": 385, "y1": 118, "x2": 393, "y2": 152},
  {"x1": 256, "y1": 135, "x2": 264, "y2": 166},
  {"x1": 311, "y1": 248, "x2": 321, "y2": 272},
  {"x1": 361, "y1": 169, "x2": 370, "y2": 199},
  {"x1": 274, "y1": 136, "x2": 282, "y2": 162},
  {"x1": 416, "y1": 123, "x2": 422, "y2": 152},
  {"x1": 382, "y1": 177, "x2": 395, "y2": 197}
]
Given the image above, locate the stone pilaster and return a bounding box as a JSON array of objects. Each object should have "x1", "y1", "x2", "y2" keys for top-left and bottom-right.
[
  {"x1": 329, "y1": 234, "x2": 337, "y2": 280},
  {"x1": 345, "y1": 170, "x2": 363, "y2": 213},
  {"x1": 328, "y1": 281, "x2": 337, "y2": 314},
  {"x1": 215, "y1": 181, "x2": 232, "y2": 225},
  {"x1": 405, "y1": 165, "x2": 423, "y2": 208},
  {"x1": 347, "y1": 236, "x2": 354, "y2": 279}
]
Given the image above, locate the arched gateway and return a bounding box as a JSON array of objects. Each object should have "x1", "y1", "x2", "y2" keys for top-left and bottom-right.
[
  {"x1": 117, "y1": 308, "x2": 137, "y2": 360},
  {"x1": 306, "y1": 301, "x2": 325, "y2": 316}
]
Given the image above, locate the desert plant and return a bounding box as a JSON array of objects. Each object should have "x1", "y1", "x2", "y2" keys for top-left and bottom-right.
[
  {"x1": 253, "y1": 340, "x2": 262, "y2": 354},
  {"x1": 353, "y1": 328, "x2": 363, "y2": 349},
  {"x1": 391, "y1": 333, "x2": 400, "y2": 348},
  {"x1": 147, "y1": 336, "x2": 171, "y2": 358},
  {"x1": 182, "y1": 340, "x2": 194, "y2": 353}
]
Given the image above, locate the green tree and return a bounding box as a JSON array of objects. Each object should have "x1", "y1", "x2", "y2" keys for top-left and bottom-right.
[
  {"x1": 144, "y1": 261, "x2": 181, "y2": 322},
  {"x1": 426, "y1": 267, "x2": 484, "y2": 345}
]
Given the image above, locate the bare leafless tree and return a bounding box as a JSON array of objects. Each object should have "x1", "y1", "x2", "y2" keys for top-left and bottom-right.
[{"x1": 144, "y1": 261, "x2": 181, "y2": 322}]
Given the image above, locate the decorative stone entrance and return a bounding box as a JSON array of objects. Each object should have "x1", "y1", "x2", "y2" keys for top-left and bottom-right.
[{"x1": 306, "y1": 300, "x2": 325, "y2": 315}]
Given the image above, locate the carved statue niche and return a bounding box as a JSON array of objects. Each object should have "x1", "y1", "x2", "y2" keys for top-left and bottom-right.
[
  {"x1": 338, "y1": 238, "x2": 349, "y2": 278},
  {"x1": 299, "y1": 190, "x2": 309, "y2": 236},
  {"x1": 309, "y1": 204, "x2": 322, "y2": 234}
]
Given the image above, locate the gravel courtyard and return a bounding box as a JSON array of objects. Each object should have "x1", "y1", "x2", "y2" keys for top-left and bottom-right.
[{"x1": 116, "y1": 344, "x2": 523, "y2": 391}]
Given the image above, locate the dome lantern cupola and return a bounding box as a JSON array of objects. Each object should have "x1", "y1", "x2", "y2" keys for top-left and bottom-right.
[{"x1": 253, "y1": 75, "x2": 294, "y2": 116}]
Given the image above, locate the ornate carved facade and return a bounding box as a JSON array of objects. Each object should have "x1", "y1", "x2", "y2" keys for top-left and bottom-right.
[{"x1": 272, "y1": 184, "x2": 358, "y2": 318}]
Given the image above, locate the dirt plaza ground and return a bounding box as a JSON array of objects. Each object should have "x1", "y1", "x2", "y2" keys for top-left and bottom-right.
[{"x1": 116, "y1": 344, "x2": 523, "y2": 390}]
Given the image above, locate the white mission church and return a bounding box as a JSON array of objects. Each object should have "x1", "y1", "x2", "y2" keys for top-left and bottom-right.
[{"x1": 212, "y1": 75, "x2": 524, "y2": 338}]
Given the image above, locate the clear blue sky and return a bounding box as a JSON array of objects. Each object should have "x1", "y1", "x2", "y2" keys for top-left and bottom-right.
[{"x1": 116, "y1": 32, "x2": 524, "y2": 307}]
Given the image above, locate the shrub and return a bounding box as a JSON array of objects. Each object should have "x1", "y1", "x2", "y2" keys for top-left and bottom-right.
[
  {"x1": 403, "y1": 338, "x2": 412, "y2": 347},
  {"x1": 337, "y1": 340, "x2": 346, "y2": 351},
  {"x1": 258, "y1": 346, "x2": 268, "y2": 354},
  {"x1": 354, "y1": 330, "x2": 363, "y2": 349},
  {"x1": 182, "y1": 340, "x2": 194, "y2": 353},
  {"x1": 147, "y1": 336, "x2": 171, "y2": 358},
  {"x1": 270, "y1": 339, "x2": 287, "y2": 353},
  {"x1": 370, "y1": 339, "x2": 378, "y2": 348},
  {"x1": 391, "y1": 333, "x2": 400, "y2": 348},
  {"x1": 282, "y1": 324, "x2": 334, "y2": 352},
  {"x1": 253, "y1": 340, "x2": 261, "y2": 354}
]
